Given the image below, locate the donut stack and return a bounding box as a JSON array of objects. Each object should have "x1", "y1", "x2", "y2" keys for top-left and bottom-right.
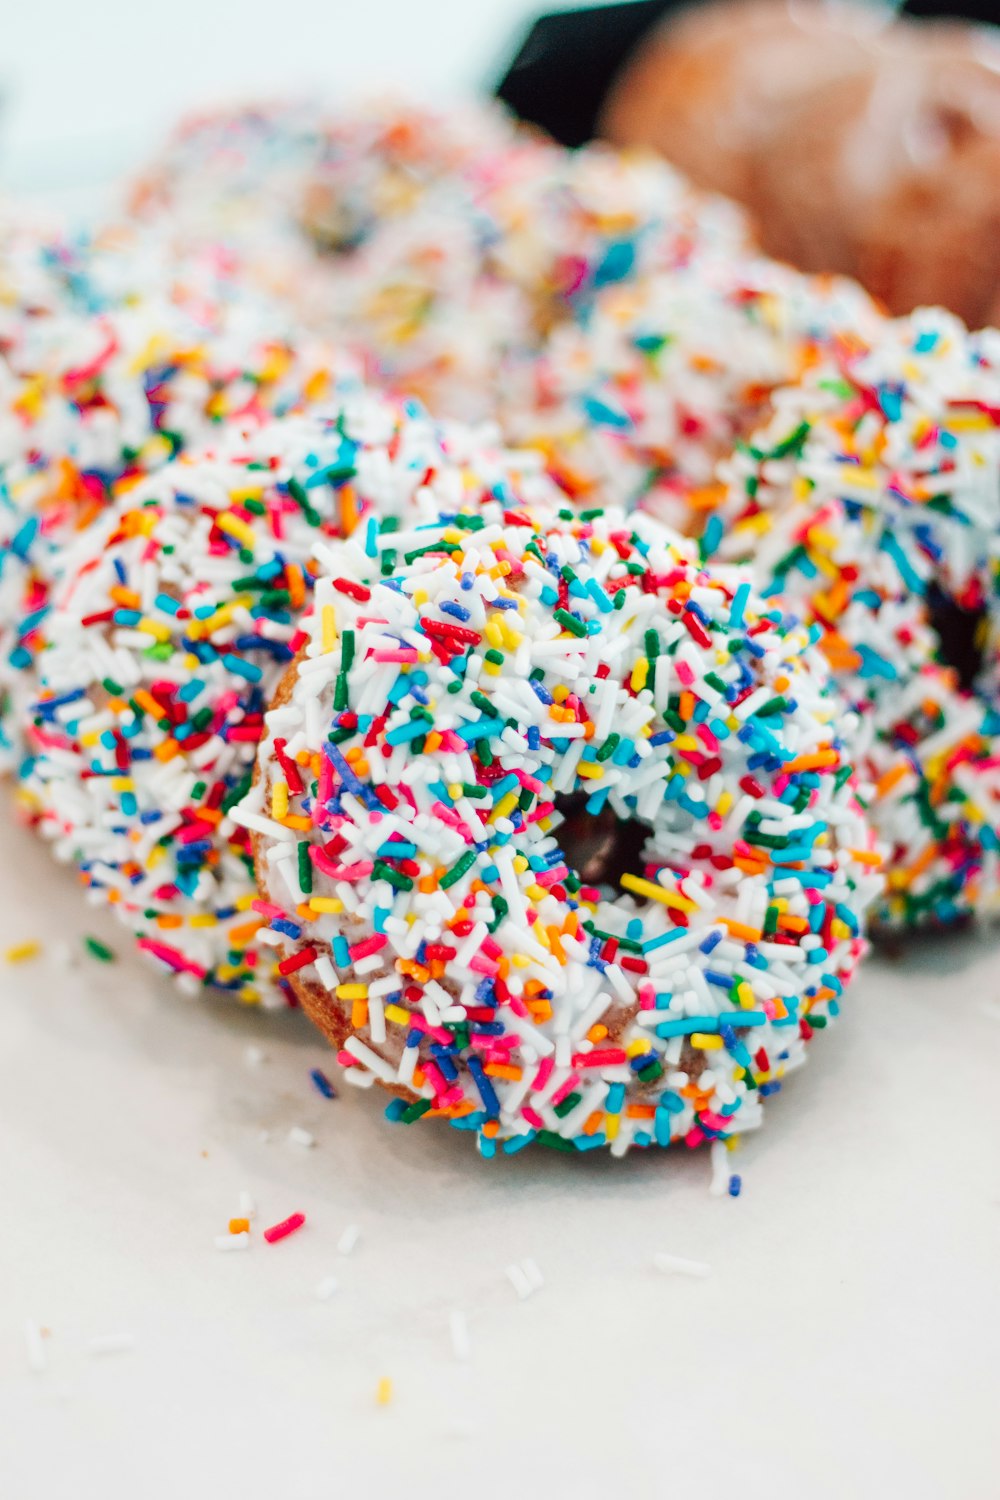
[{"x1": 3, "y1": 94, "x2": 999, "y2": 1157}]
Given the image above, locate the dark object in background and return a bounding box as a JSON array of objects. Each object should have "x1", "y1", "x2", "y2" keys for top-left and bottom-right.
[
  {"x1": 496, "y1": 1, "x2": 673, "y2": 147},
  {"x1": 496, "y1": 0, "x2": 1000, "y2": 152}
]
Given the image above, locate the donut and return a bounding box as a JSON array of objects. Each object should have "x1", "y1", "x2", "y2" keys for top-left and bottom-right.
[
  {"x1": 705, "y1": 309, "x2": 1000, "y2": 925},
  {"x1": 507, "y1": 250, "x2": 881, "y2": 518},
  {"x1": 600, "y1": 0, "x2": 1000, "y2": 329},
  {"x1": 17, "y1": 398, "x2": 563, "y2": 1001},
  {"x1": 239, "y1": 502, "x2": 882, "y2": 1155},
  {"x1": 0, "y1": 223, "x2": 359, "y2": 770},
  {"x1": 133, "y1": 99, "x2": 754, "y2": 426}
]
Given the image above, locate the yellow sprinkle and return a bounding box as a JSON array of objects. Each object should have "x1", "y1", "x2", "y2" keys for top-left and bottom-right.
[
  {"x1": 447, "y1": 783, "x2": 463, "y2": 800},
  {"x1": 271, "y1": 781, "x2": 289, "y2": 819},
  {"x1": 336, "y1": 983, "x2": 368, "y2": 1000},
  {"x1": 691, "y1": 1033, "x2": 723, "y2": 1050},
  {"x1": 321, "y1": 604, "x2": 337, "y2": 654},
  {"x1": 512, "y1": 855, "x2": 529, "y2": 874},
  {"x1": 491, "y1": 792, "x2": 518, "y2": 822},
  {"x1": 216, "y1": 511, "x2": 256, "y2": 549},
  {"x1": 385, "y1": 1004, "x2": 410, "y2": 1026},
  {"x1": 375, "y1": 1378, "x2": 393, "y2": 1407},
  {"x1": 576, "y1": 762, "x2": 604, "y2": 780},
  {"x1": 716, "y1": 790, "x2": 733, "y2": 818},
  {"x1": 483, "y1": 616, "x2": 504, "y2": 649},
  {"x1": 309, "y1": 897, "x2": 344, "y2": 915},
  {"x1": 189, "y1": 915, "x2": 217, "y2": 929},
  {"x1": 137, "y1": 618, "x2": 172, "y2": 642},
  {"x1": 630, "y1": 658, "x2": 649, "y2": 693},
  {"x1": 735, "y1": 981, "x2": 757, "y2": 1010},
  {"x1": 110, "y1": 777, "x2": 135, "y2": 792},
  {"x1": 605, "y1": 1114, "x2": 620, "y2": 1141},
  {"x1": 619, "y1": 873, "x2": 697, "y2": 912},
  {"x1": 5, "y1": 941, "x2": 40, "y2": 964}
]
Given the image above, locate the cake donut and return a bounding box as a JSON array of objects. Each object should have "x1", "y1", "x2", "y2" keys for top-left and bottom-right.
[
  {"x1": 18, "y1": 398, "x2": 564, "y2": 1002},
  {"x1": 239, "y1": 502, "x2": 882, "y2": 1155}
]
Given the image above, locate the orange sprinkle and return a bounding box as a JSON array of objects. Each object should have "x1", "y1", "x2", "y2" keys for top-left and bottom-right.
[
  {"x1": 228, "y1": 1218, "x2": 250, "y2": 1235},
  {"x1": 484, "y1": 1062, "x2": 523, "y2": 1082},
  {"x1": 782, "y1": 748, "x2": 838, "y2": 775},
  {"x1": 874, "y1": 762, "x2": 911, "y2": 799}
]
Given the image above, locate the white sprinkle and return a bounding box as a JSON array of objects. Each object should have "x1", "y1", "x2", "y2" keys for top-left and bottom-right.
[
  {"x1": 288, "y1": 1126, "x2": 316, "y2": 1149},
  {"x1": 215, "y1": 1232, "x2": 251, "y2": 1252},
  {"x1": 449, "y1": 1309, "x2": 472, "y2": 1362},
  {"x1": 315, "y1": 1276, "x2": 340, "y2": 1301},
  {"x1": 709, "y1": 1139, "x2": 730, "y2": 1197},
  {"x1": 24, "y1": 1320, "x2": 46, "y2": 1373},
  {"x1": 238, "y1": 1190, "x2": 256, "y2": 1220},
  {"x1": 337, "y1": 1223, "x2": 361, "y2": 1256},
  {"x1": 520, "y1": 1256, "x2": 544, "y2": 1292},
  {"x1": 88, "y1": 1333, "x2": 136, "y2": 1357},
  {"x1": 505, "y1": 1257, "x2": 542, "y2": 1300},
  {"x1": 653, "y1": 1252, "x2": 712, "y2": 1278}
]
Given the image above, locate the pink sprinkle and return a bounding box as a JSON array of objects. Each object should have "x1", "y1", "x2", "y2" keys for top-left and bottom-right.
[
  {"x1": 550, "y1": 1074, "x2": 581, "y2": 1107},
  {"x1": 349, "y1": 934, "x2": 388, "y2": 961},
  {"x1": 675, "y1": 660, "x2": 695, "y2": 686},
  {"x1": 136, "y1": 938, "x2": 205, "y2": 977},
  {"x1": 521, "y1": 1107, "x2": 545, "y2": 1129},
  {"x1": 571, "y1": 1048, "x2": 627, "y2": 1069},
  {"x1": 532, "y1": 1058, "x2": 554, "y2": 1091},
  {"x1": 263, "y1": 1212, "x2": 306, "y2": 1244},
  {"x1": 373, "y1": 649, "x2": 418, "y2": 663}
]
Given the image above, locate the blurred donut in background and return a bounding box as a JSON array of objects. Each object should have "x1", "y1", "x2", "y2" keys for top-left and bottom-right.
[{"x1": 502, "y1": 0, "x2": 1000, "y2": 329}]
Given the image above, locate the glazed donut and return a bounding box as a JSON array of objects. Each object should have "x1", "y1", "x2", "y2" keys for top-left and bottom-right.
[
  {"x1": 238, "y1": 502, "x2": 882, "y2": 1156},
  {"x1": 17, "y1": 398, "x2": 562, "y2": 1001}
]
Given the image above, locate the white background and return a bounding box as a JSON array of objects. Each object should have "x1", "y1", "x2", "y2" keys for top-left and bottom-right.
[
  {"x1": 1, "y1": 1, "x2": 998, "y2": 1495},
  {"x1": 0, "y1": 0, "x2": 557, "y2": 199}
]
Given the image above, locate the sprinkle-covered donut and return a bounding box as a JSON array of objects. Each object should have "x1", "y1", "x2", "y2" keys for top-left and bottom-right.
[
  {"x1": 239, "y1": 503, "x2": 882, "y2": 1155},
  {"x1": 704, "y1": 310, "x2": 1000, "y2": 926},
  {"x1": 0, "y1": 225, "x2": 359, "y2": 769},
  {"x1": 19, "y1": 397, "x2": 557, "y2": 1002}
]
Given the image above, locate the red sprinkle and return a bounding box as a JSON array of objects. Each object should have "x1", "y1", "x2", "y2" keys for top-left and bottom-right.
[
  {"x1": 263, "y1": 1212, "x2": 306, "y2": 1244},
  {"x1": 277, "y1": 945, "x2": 318, "y2": 975},
  {"x1": 333, "y1": 577, "x2": 371, "y2": 601}
]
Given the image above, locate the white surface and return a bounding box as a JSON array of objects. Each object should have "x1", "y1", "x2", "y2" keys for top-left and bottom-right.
[
  {"x1": 1, "y1": 799, "x2": 998, "y2": 1499},
  {"x1": 0, "y1": 0, "x2": 557, "y2": 200}
]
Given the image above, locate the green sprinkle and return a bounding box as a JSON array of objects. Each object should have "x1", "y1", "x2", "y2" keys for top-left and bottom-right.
[
  {"x1": 440, "y1": 851, "x2": 476, "y2": 889},
  {"x1": 84, "y1": 936, "x2": 115, "y2": 963},
  {"x1": 298, "y1": 842, "x2": 313, "y2": 895},
  {"x1": 554, "y1": 608, "x2": 586, "y2": 638},
  {"x1": 372, "y1": 862, "x2": 414, "y2": 892}
]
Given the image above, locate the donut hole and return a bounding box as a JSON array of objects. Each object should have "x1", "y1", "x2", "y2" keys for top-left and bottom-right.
[
  {"x1": 553, "y1": 791, "x2": 649, "y2": 893},
  {"x1": 926, "y1": 582, "x2": 984, "y2": 690}
]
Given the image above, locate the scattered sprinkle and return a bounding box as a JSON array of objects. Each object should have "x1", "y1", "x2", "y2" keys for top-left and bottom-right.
[{"x1": 263, "y1": 1212, "x2": 306, "y2": 1244}]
